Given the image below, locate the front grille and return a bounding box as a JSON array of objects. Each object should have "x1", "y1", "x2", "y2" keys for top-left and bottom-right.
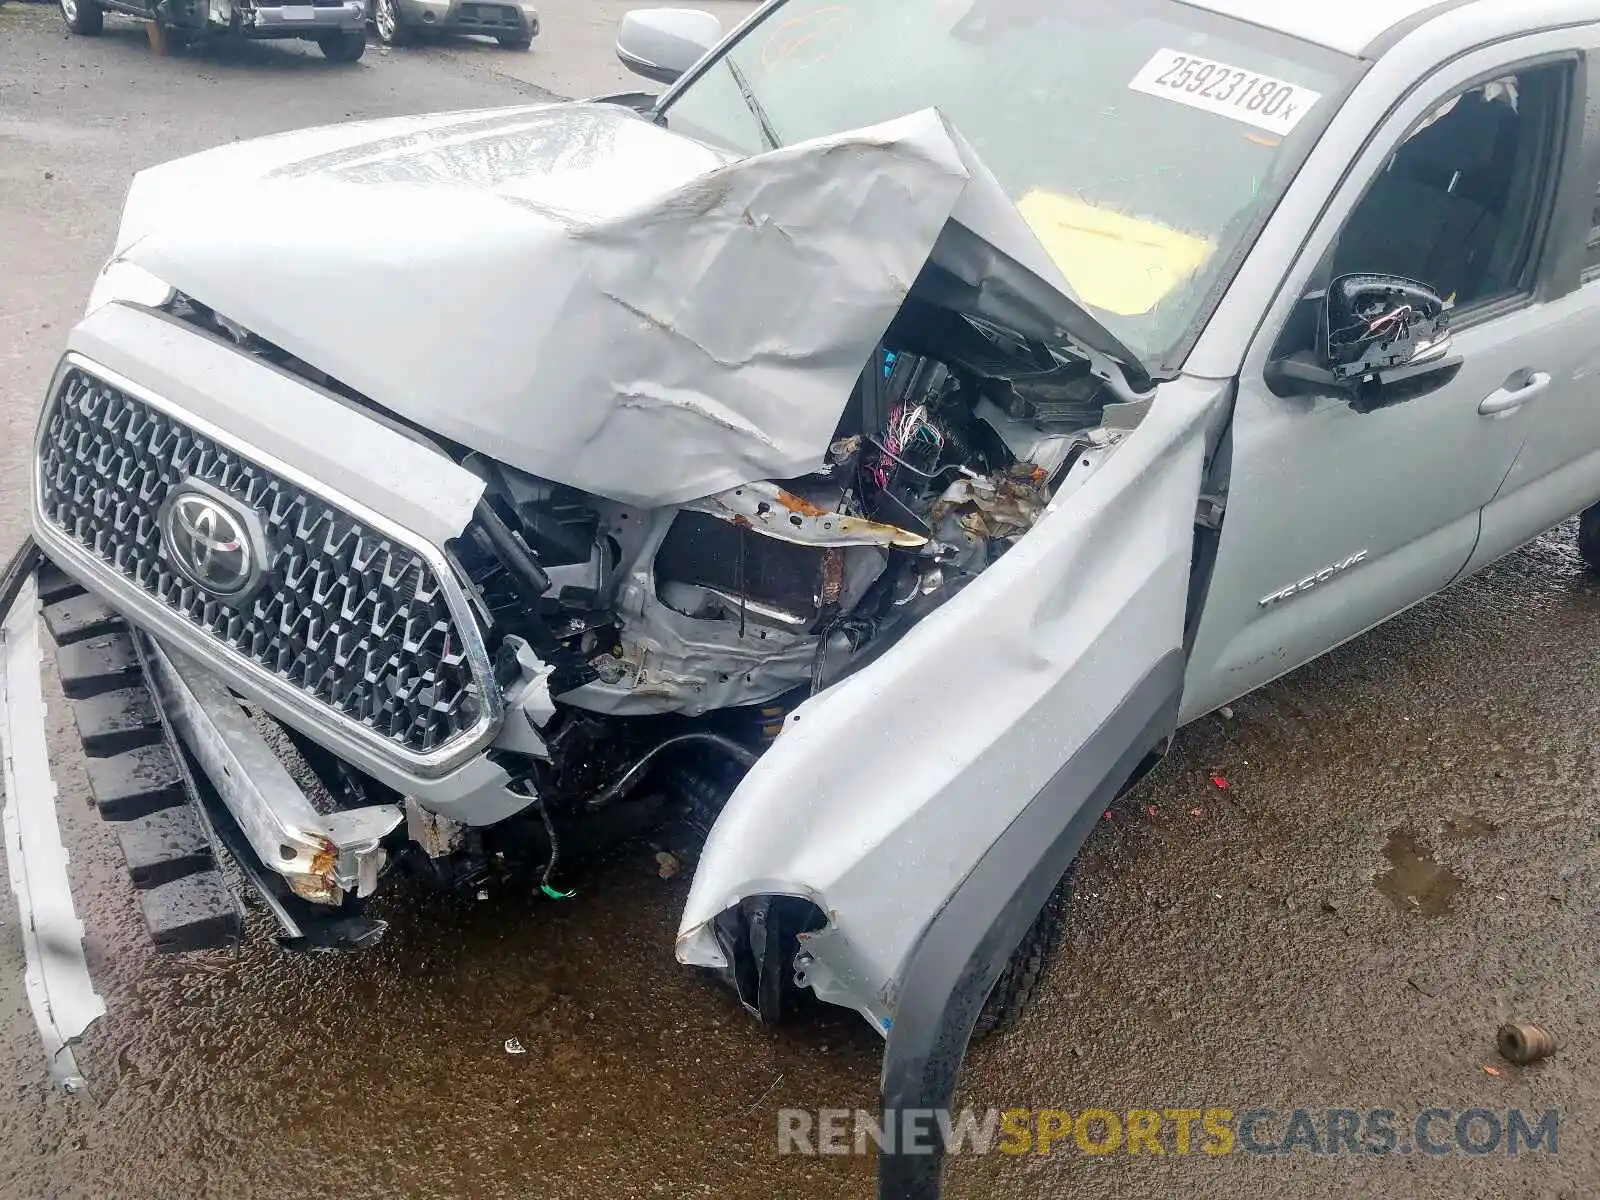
[{"x1": 37, "y1": 366, "x2": 488, "y2": 760}]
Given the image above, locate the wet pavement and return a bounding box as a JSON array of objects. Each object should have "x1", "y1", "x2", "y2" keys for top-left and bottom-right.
[
  {"x1": 953, "y1": 531, "x2": 1600, "y2": 1200},
  {"x1": 2, "y1": 9, "x2": 1599, "y2": 1199}
]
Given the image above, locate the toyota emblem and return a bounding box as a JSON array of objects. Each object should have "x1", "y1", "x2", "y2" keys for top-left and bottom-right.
[{"x1": 158, "y1": 483, "x2": 267, "y2": 603}]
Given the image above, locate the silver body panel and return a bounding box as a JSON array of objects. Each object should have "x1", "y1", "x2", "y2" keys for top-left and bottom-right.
[
  {"x1": 0, "y1": 576, "x2": 104, "y2": 1088},
  {"x1": 109, "y1": 102, "x2": 1112, "y2": 509},
  {"x1": 677, "y1": 376, "x2": 1227, "y2": 1028},
  {"x1": 1182, "y1": 8, "x2": 1600, "y2": 720}
]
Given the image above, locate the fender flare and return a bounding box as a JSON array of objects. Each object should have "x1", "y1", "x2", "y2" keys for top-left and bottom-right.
[{"x1": 876, "y1": 651, "x2": 1185, "y2": 1198}]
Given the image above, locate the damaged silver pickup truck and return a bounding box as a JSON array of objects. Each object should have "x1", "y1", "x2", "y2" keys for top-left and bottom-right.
[{"x1": 7, "y1": 0, "x2": 1600, "y2": 1195}]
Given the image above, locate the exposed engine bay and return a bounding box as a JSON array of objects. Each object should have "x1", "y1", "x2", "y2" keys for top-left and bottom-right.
[
  {"x1": 81, "y1": 96, "x2": 1168, "y2": 910},
  {"x1": 161, "y1": 283, "x2": 1139, "y2": 858},
  {"x1": 537, "y1": 299, "x2": 1127, "y2": 714},
  {"x1": 481, "y1": 308, "x2": 1127, "y2": 730}
]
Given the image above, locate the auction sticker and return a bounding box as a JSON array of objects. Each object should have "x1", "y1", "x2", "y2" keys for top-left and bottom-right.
[{"x1": 1128, "y1": 48, "x2": 1322, "y2": 136}]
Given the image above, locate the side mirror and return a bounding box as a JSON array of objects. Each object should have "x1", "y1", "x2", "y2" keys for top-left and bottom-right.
[
  {"x1": 1322, "y1": 274, "x2": 1450, "y2": 381},
  {"x1": 616, "y1": 8, "x2": 723, "y2": 86},
  {"x1": 1266, "y1": 274, "x2": 1459, "y2": 411}
]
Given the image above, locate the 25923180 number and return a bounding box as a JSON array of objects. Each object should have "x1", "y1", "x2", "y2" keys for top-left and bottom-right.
[{"x1": 1130, "y1": 49, "x2": 1322, "y2": 135}]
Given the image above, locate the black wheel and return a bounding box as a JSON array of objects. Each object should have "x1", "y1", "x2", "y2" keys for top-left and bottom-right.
[
  {"x1": 973, "y1": 874, "x2": 1071, "y2": 1038},
  {"x1": 497, "y1": 32, "x2": 532, "y2": 49},
  {"x1": 319, "y1": 29, "x2": 366, "y2": 60},
  {"x1": 60, "y1": 0, "x2": 105, "y2": 35},
  {"x1": 372, "y1": 0, "x2": 410, "y2": 45},
  {"x1": 1579, "y1": 502, "x2": 1600, "y2": 573}
]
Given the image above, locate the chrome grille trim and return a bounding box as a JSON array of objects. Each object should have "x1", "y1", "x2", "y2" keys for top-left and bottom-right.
[{"x1": 31, "y1": 353, "x2": 502, "y2": 776}]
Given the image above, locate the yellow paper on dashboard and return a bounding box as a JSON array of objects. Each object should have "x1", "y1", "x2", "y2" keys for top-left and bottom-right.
[{"x1": 1015, "y1": 189, "x2": 1215, "y2": 318}]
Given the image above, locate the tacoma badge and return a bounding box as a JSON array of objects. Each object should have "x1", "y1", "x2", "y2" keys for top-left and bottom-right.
[{"x1": 1258, "y1": 550, "x2": 1369, "y2": 608}]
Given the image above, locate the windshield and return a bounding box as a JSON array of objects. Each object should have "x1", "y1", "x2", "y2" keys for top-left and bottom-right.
[{"x1": 661, "y1": 0, "x2": 1360, "y2": 371}]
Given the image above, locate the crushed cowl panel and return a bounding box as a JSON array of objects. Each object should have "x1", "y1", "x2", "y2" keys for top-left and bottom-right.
[{"x1": 117, "y1": 102, "x2": 1100, "y2": 509}]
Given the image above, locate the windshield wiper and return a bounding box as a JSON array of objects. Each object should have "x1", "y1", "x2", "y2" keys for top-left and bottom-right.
[{"x1": 725, "y1": 58, "x2": 781, "y2": 152}]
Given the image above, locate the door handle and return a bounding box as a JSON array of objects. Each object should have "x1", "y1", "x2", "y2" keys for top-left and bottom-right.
[{"x1": 1479, "y1": 370, "x2": 1551, "y2": 417}]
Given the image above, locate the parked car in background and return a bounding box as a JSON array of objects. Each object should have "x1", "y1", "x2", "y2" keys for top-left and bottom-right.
[
  {"x1": 6, "y1": 2, "x2": 1600, "y2": 1199},
  {"x1": 371, "y1": 0, "x2": 539, "y2": 50},
  {"x1": 58, "y1": 0, "x2": 368, "y2": 61}
]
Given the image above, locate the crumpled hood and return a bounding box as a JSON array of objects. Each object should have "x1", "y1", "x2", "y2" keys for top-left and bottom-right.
[{"x1": 115, "y1": 102, "x2": 1092, "y2": 508}]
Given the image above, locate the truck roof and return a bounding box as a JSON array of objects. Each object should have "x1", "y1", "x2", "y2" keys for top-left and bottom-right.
[{"x1": 1180, "y1": 0, "x2": 1476, "y2": 57}]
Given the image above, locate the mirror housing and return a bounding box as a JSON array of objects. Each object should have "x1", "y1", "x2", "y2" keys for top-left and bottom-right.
[
  {"x1": 1322, "y1": 274, "x2": 1450, "y2": 380},
  {"x1": 1266, "y1": 274, "x2": 1458, "y2": 411},
  {"x1": 616, "y1": 8, "x2": 723, "y2": 85}
]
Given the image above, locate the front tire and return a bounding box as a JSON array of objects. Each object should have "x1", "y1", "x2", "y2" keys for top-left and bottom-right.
[
  {"x1": 973, "y1": 875, "x2": 1071, "y2": 1038},
  {"x1": 60, "y1": 0, "x2": 105, "y2": 35},
  {"x1": 497, "y1": 32, "x2": 532, "y2": 49},
  {"x1": 1579, "y1": 502, "x2": 1600, "y2": 573},
  {"x1": 372, "y1": 0, "x2": 411, "y2": 45},
  {"x1": 319, "y1": 29, "x2": 366, "y2": 60}
]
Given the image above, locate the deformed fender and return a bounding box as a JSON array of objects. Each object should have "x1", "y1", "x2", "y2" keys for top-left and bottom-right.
[
  {"x1": 674, "y1": 376, "x2": 1225, "y2": 1198},
  {"x1": 875, "y1": 653, "x2": 1183, "y2": 1197},
  {"x1": 675, "y1": 378, "x2": 1223, "y2": 1005}
]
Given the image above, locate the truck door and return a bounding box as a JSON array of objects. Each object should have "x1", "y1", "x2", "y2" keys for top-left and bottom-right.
[
  {"x1": 1183, "y1": 35, "x2": 1589, "y2": 721},
  {"x1": 1467, "y1": 30, "x2": 1600, "y2": 573}
]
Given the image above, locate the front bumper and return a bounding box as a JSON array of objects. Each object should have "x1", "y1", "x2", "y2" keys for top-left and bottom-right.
[
  {"x1": 6, "y1": 541, "x2": 402, "y2": 950},
  {"x1": 0, "y1": 542, "x2": 104, "y2": 1089},
  {"x1": 11, "y1": 303, "x2": 552, "y2": 954},
  {"x1": 246, "y1": 1, "x2": 366, "y2": 36},
  {"x1": 398, "y1": 0, "x2": 537, "y2": 38},
  {"x1": 189, "y1": 0, "x2": 365, "y2": 36},
  {"x1": 140, "y1": 633, "x2": 401, "y2": 909}
]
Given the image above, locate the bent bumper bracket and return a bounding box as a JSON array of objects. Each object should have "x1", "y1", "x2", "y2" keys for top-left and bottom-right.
[{"x1": 138, "y1": 635, "x2": 403, "y2": 907}]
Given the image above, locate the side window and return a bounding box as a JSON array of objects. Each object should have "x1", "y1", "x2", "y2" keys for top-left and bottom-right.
[{"x1": 1329, "y1": 62, "x2": 1570, "y2": 314}]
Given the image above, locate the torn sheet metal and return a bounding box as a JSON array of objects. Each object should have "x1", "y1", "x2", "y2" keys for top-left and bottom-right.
[
  {"x1": 675, "y1": 375, "x2": 1227, "y2": 1027},
  {"x1": 114, "y1": 102, "x2": 1096, "y2": 508},
  {"x1": 0, "y1": 571, "x2": 106, "y2": 1089},
  {"x1": 930, "y1": 466, "x2": 1053, "y2": 542},
  {"x1": 685, "y1": 481, "x2": 929, "y2": 550}
]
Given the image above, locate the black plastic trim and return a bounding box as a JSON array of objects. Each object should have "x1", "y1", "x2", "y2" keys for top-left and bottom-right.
[
  {"x1": 0, "y1": 536, "x2": 42, "y2": 626},
  {"x1": 876, "y1": 650, "x2": 1186, "y2": 1200}
]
